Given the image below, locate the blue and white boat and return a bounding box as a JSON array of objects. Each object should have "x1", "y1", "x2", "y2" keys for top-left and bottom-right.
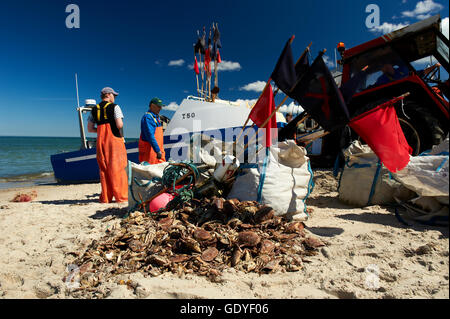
[{"x1": 50, "y1": 96, "x2": 286, "y2": 183}]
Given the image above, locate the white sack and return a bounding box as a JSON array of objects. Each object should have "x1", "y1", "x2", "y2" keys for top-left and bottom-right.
[
  {"x1": 227, "y1": 140, "x2": 314, "y2": 221},
  {"x1": 393, "y1": 136, "x2": 449, "y2": 205},
  {"x1": 338, "y1": 141, "x2": 401, "y2": 207}
]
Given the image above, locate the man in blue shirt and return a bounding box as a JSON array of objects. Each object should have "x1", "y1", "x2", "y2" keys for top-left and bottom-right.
[
  {"x1": 374, "y1": 63, "x2": 409, "y2": 87},
  {"x1": 138, "y1": 97, "x2": 166, "y2": 164}
]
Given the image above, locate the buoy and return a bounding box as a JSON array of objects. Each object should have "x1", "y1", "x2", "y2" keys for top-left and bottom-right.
[{"x1": 149, "y1": 192, "x2": 175, "y2": 213}]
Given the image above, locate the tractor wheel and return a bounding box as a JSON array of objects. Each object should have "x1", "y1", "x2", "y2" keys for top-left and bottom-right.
[
  {"x1": 396, "y1": 101, "x2": 447, "y2": 154},
  {"x1": 398, "y1": 117, "x2": 421, "y2": 156}
]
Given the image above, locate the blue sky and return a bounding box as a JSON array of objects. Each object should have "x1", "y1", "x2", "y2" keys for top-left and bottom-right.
[{"x1": 0, "y1": 0, "x2": 448, "y2": 138}]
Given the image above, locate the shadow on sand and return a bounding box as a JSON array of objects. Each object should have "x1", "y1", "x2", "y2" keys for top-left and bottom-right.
[
  {"x1": 89, "y1": 207, "x2": 128, "y2": 220},
  {"x1": 38, "y1": 193, "x2": 101, "y2": 206},
  {"x1": 38, "y1": 198, "x2": 99, "y2": 205},
  {"x1": 306, "y1": 226, "x2": 345, "y2": 237},
  {"x1": 337, "y1": 210, "x2": 449, "y2": 238},
  {"x1": 306, "y1": 195, "x2": 353, "y2": 210}
]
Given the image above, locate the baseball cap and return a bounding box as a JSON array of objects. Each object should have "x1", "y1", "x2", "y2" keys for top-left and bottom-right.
[
  {"x1": 101, "y1": 87, "x2": 119, "y2": 96},
  {"x1": 150, "y1": 97, "x2": 165, "y2": 107}
]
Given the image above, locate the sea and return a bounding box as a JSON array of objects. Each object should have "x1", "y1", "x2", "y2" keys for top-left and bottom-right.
[
  {"x1": 0, "y1": 111, "x2": 174, "y2": 190},
  {"x1": 0, "y1": 136, "x2": 139, "y2": 190}
]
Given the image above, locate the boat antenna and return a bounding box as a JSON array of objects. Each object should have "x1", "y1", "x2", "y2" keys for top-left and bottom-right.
[
  {"x1": 75, "y1": 73, "x2": 80, "y2": 108},
  {"x1": 334, "y1": 48, "x2": 338, "y2": 72}
]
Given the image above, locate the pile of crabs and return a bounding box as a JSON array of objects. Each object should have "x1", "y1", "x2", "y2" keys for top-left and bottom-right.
[{"x1": 69, "y1": 197, "x2": 325, "y2": 290}]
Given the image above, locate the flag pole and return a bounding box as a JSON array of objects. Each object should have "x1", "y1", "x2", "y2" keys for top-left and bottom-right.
[
  {"x1": 213, "y1": 22, "x2": 219, "y2": 89},
  {"x1": 214, "y1": 57, "x2": 218, "y2": 88},
  {"x1": 196, "y1": 74, "x2": 200, "y2": 97},
  {"x1": 303, "y1": 131, "x2": 330, "y2": 147},
  {"x1": 199, "y1": 49, "x2": 204, "y2": 99}
]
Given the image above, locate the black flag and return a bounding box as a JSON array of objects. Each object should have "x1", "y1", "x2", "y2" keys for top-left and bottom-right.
[
  {"x1": 194, "y1": 28, "x2": 206, "y2": 54},
  {"x1": 271, "y1": 38, "x2": 311, "y2": 96},
  {"x1": 289, "y1": 53, "x2": 350, "y2": 132},
  {"x1": 295, "y1": 50, "x2": 309, "y2": 79},
  {"x1": 271, "y1": 37, "x2": 297, "y2": 95},
  {"x1": 211, "y1": 22, "x2": 222, "y2": 59}
]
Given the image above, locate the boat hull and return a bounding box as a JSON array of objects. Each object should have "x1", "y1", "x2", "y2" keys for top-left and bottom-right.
[
  {"x1": 50, "y1": 142, "x2": 139, "y2": 183},
  {"x1": 50, "y1": 125, "x2": 249, "y2": 183}
]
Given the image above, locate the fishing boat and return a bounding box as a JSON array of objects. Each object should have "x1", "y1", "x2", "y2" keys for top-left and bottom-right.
[
  {"x1": 50, "y1": 96, "x2": 285, "y2": 183},
  {"x1": 50, "y1": 23, "x2": 286, "y2": 183}
]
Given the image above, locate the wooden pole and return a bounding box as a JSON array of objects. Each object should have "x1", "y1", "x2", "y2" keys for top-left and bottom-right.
[
  {"x1": 214, "y1": 57, "x2": 218, "y2": 88},
  {"x1": 199, "y1": 49, "x2": 204, "y2": 99},
  {"x1": 303, "y1": 131, "x2": 330, "y2": 147}
]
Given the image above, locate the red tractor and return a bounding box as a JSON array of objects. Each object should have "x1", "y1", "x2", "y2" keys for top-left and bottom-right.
[
  {"x1": 340, "y1": 15, "x2": 448, "y2": 152},
  {"x1": 306, "y1": 15, "x2": 449, "y2": 167}
]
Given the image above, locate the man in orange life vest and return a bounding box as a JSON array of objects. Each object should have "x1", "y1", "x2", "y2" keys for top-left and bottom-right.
[
  {"x1": 138, "y1": 97, "x2": 166, "y2": 164},
  {"x1": 87, "y1": 87, "x2": 128, "y2": 203}
]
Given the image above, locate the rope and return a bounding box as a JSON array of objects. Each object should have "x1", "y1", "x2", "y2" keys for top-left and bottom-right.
[
  {"x1": 256, "y1": 148, "x2": 270, "y2": 203},
  {"x1": 400, "y1": 98, "x2": 410, "y2": 120},
  {"x1": 162, "y1": 161, "x2": 199, "y2": 193},
  {"x1": 157, "y1": 161, "x2": 200, "y2": 213},
  {"x1": 367, "y1": 159, "x2": 382, "y2": 206}
]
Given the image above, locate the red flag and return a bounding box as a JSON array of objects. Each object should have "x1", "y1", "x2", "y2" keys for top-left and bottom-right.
[
  {"x1": 194, "y1": 56, "x2": 199, "y2": 75},
  {"x1": 349, "y1": 99, "x2": 412, "y2": 173},
  {"x1": 217, "y1": 50, "x2": 222, "y2": 63},
  {"x1": 249, "y1": 81, "x2": 277, "y2": 147},
  {"x1": 204, "y1": 48, "x2": 212, "y2": 75}
]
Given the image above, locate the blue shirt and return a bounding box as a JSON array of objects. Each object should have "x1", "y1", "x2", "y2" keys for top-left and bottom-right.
[
  {"x1": 140, "y1": 111, "x2": 162, "y2": 153},
  {"x1": 375, "y1": 66, "x2": 409, "y2": 87}
]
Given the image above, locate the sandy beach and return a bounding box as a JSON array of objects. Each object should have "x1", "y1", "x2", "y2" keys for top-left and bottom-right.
[{"x1": 0, "y1": 169, "x2": 448, "y2": 299}]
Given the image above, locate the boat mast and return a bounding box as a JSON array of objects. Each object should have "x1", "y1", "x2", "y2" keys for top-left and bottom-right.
[
  {"x1": 75, "y1": 73, "x2": 80, "y2": 108},
  {"x1": 213, "y1": 22, "x2": 219, "y2": 90},
  {"x1": 194, "y1": 22, "x2": 220, "y2": 101},
  {"x1": 75, "y1": 73, "x2": 88, "y2": 150}
]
